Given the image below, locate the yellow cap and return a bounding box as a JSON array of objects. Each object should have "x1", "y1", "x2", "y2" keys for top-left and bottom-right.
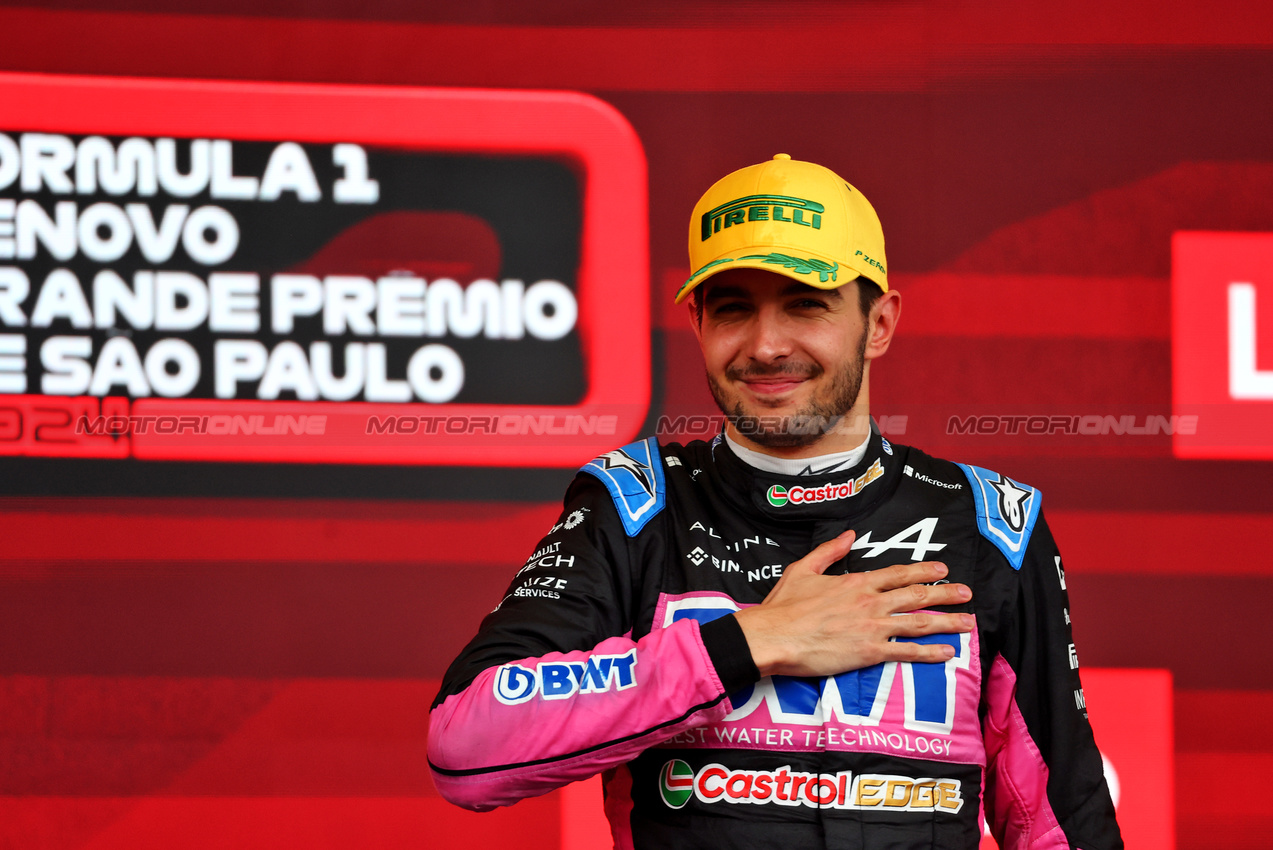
[{"x1": 677, "y1": 154, "x2": 888, "y2": 303}]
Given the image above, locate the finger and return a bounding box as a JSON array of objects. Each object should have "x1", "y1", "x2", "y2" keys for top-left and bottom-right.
[
  {"x1": 865, "y1": 560, "x2": 949, "y2": 591},
  {"x1": 885, "y1": 612, "x2": 976, "y2": 639},
  {"x1": 878, "y1": 585, "x2": 971, "y2": 617},
  {"x1": 790, "y1": 530, "x2": 856, "y2": 577},
  {"x1": 880, "y1": 582, "x2": 971, "y2": 613},
  {"x1": 880, "y1": 639, "x2": 962, "y2": 664}
]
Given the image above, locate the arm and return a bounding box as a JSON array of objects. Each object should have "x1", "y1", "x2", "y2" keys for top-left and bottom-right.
[
  {"x1": 427, "y1": 474, "x2": 758, "y2": 811},
  {"x1": 981, "y1": 512, "x2": 1123, "y2": 850}
]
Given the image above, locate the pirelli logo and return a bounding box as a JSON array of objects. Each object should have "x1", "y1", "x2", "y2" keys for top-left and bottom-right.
[{"x1": 701, "y1": 195, "x2": 823, "y2": 241}]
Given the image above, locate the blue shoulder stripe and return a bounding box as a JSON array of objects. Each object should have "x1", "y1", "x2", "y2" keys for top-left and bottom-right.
[
  {"x1": 581, "y1": 437, "x2": 666, "y2": 537},
  {"x1": 956, "y1": 463, "x2": 1041, "y2": 571}
]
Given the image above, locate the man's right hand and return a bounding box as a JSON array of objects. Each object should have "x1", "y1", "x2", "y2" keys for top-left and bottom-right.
[{"x1": 731, "y1": 530, "x2": 974, "y2": 679}]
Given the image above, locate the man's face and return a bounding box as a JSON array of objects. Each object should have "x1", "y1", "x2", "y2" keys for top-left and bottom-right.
[{"x1": 694, "y1": 268, "x2": 870, "y2": 449}]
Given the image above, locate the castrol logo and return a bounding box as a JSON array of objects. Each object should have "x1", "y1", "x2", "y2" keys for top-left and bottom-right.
[
  {"x1": 660, "y1": 761, "x2": 964, "y2": 813},
  {"x1": 765, "y1": 458, "x2": 885, "y2": 508}
]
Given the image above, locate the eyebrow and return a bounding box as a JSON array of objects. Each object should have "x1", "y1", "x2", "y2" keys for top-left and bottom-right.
[
  {"x1": 785, "y1": 283, "x2": 844, "y2": 301},
  {"x1": 703, "y1": 285, "x2": 748, "y2": 303}
]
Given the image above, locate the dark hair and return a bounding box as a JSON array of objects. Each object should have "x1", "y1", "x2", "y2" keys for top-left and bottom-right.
[
  {"x1": 690, "y1": 276, "x2": 883, "y2": 324},
  {"x1": 857, "y1": 278, "x2": 883, "y2": 317}
]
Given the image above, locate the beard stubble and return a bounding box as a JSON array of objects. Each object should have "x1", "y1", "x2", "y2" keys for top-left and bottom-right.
[{"x1": 706, "y1": 330, "x2": 868, "y2": 449}]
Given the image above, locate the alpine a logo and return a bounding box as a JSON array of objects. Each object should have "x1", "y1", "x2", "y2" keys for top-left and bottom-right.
[
  {"x1": 659, "y1": 761, "x2": 964, "y2": 813},
  {"x1": 492, "y1": 650, "x2": 636, "y2": 705},
  {"x1": 765, "y1": 458, "x2": 884, "y2": 507}
]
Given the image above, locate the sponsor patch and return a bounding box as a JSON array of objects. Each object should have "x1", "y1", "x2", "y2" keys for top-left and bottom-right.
[
  {"x1": 546, "y1": 507, "x2": 590, "y2": 535},
  {"x1": 700, "y1": 194, "x2": 824, "y2": 241},
  {"x1": 852, "y1": 517, "x2": 946, "y2": 561},
  {"x1": 493, "y1": 650, "x2": 636, "y2": 705},
  {"x1": 664, "y1": 761, "x2": 963, "y2": 813},
  {"x1": 956, "y1": 463, "x2": 1040, "y2": 569},
  {"x1": 902, "y1": 465, "x2": 962, "y2": 489},
  {"x1": 660, "y1": 759, "x2": 695, "y2": 809},
  {"x1": 766, "y1": 458, "x2": 883, "y2": 507},
  {"x1": 657, "y1": 591, "x2": 983, "y2": 763},
  {"x1": 582, "y1": 438, "x2": 665, "y2": 536}
]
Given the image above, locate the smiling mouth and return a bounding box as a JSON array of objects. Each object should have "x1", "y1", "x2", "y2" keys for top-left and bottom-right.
[
  {"x1": 742, "y1": 377, "x2": 806, "y2": 395},
  {"x1": 730, "y1": 365, "x2": 818, "y2": 398}
]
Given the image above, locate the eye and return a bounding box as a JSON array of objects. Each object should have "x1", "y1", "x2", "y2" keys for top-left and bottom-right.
[{"x1": 710, "y1": 301, "x2": 749, "y2": 316}]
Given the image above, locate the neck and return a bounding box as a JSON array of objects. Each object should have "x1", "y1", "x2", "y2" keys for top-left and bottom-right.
[{"x1": 725, "y1": 375, "x2": 872, "y2": 459}]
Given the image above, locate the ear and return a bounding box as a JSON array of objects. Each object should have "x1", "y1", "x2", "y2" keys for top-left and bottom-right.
[
  {"x1": 687, "y1": 297, "x2": 704, "y2": 345},
  {"x1": 865, "y1": 289, "x2": 901, "y2": 360}
]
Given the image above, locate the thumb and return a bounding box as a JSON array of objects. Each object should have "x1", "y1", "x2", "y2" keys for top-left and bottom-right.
[{"x1": 802, "y1": 529, "x2": 856, "y2": 576}]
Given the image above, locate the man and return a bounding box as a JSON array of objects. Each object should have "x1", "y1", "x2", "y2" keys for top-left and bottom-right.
[{"x1": 428, "y1": 155, "x2": 1122, "y2": 849}]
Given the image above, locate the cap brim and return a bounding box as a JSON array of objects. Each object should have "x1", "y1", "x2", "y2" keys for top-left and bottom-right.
[{"x1": 674, "y1": 248, "x2": 885, "y2": 304}]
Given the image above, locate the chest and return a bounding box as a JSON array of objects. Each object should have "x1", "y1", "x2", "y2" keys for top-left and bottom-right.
[
  {"x1": 642, "y1": 478, "x2": 989, "y2": 767},
  {"x1": 654, "y1": 485, "x2": 981, "y2": 605}
]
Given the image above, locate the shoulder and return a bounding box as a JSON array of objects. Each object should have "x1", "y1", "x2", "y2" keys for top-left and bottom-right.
[
  {"x1": 957, "y1": 458, "x2": 1043, "y2": 571},
  {"x1": 903, "y1": 446, "x2": 1043, "y2": 571},
  {"x1": 890, "y1": 444, "x2": 970, "y2": 496},
  {"x1": 578, "y1": 436, "x2": 709, "y2": 537}
]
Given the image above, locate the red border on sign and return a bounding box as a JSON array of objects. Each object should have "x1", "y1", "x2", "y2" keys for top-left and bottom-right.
[{"x1": 0, "y1": 72, "x2": 649, "y2": 467}]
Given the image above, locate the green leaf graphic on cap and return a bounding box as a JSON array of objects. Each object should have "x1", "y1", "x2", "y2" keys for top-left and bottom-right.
[
  {"x1": 739, "y1": 253, "x2": 839, "y2": 283},
  {"x1": 660, "y1": 759, "x2": 695, "y2": 809},
  {"x1": 681, "y1": 258, "x2": 736, "y2": 297}
]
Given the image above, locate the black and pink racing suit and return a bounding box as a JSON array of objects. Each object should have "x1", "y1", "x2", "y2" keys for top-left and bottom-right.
[{"x1": 428, "y1": 427, "x2": 1122, "y2": 850}]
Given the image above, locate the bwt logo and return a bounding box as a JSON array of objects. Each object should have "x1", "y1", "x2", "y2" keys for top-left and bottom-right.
[
  {"x1": 722, "y1": 632, "x2": 970, "y2": 736},
  {"x1": 1173, "y1": 232, "x2": 1273, "y2": 459},
  {"x1": 492, "y1": 650, "x2": 637, "y2": 705},
  {"x1": 666, "y1": 599, "x2": 970, "y2": 736}
]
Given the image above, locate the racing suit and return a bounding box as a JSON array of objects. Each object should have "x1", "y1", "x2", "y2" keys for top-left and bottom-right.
[{"x1": 428, "y1": 428, "x2": 1123, "y2": 849}]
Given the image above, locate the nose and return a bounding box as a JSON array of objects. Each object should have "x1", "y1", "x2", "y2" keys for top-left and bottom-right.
[{"x1": 743, "y1": 303, "x2": 795, "y2": 364}]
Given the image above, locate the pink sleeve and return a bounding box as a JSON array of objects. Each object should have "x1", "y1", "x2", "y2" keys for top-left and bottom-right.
[
  {"x1": 428, "y1": 618, "x2": 734, "y2": 811},
  {"x1": 982, "y1": 653, "x2": 1068, "y2": 850}
]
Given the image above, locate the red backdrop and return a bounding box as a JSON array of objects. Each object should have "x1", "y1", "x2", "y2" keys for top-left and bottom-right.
[{"x1": 4, "y1": 2, "x2": 1273, "y2": 847}]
